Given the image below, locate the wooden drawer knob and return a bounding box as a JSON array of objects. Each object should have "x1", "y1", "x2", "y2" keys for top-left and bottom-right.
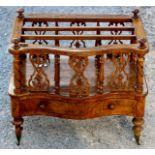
[
  {"x1": 39, "y1": 103, "x2": 45, "y2": 110},
  {"x1": 108, "y1": 103, "x2": 115, "y2": 110}
]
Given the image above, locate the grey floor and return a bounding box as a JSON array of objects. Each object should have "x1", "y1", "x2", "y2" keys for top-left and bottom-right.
[{"x1": 0, "y1": 6, "x2": 155, "y2": 149}]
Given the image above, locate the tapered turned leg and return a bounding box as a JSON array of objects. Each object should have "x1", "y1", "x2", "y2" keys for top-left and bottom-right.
[
  {"x1": 132, "y1": 117, "x2": 144, "y2": 145},
  {"x1": 12, "y1": 117, "x2": 24, "y2": 145}
]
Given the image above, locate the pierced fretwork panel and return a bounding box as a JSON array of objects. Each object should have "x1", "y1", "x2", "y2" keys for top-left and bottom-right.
[
  {"x1": 111, "y1": 53, "x2": 131, "y2": 89},
  {"x1": 32, "y1": 21, "x2": 49, "y2": 45},
  {"x1": 68, "y1": 56, "x2": 90, "y2": 97},
  {"x1": 28, "y1": 54, "x2": 50, "y2": 92},
  {"x1": 31, "y1": 21, "x2": 50, "y2": 67},
  {"x1": 94, "y1": 53, "x2": 137, "y2": 93},
  {"x1": 108, "y1": 22, "x2": 125, "y2": 45},
  {"x1": 70, "y1": 22, "x2": 86, "y2": 48}
]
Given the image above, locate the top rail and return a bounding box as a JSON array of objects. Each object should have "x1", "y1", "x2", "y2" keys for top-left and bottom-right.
[
  {"x1": 24, "y1": 14, "x2": 132, "y2": 22},
  {"x1": 9, "y1": 43, "x2": 149, "y2": 56}
]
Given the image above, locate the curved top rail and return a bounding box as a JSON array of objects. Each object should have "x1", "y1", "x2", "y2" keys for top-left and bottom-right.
[{"x1": 9, "y1": 43, "x2": 149, "y2": 56}]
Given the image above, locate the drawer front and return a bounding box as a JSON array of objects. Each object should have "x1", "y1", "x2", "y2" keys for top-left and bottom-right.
[
  {"x1": 91, "y1": 99, "x2": 136, "y2": 116},
  {"x1": 19, "y1": 98, "x2": 137, "y2": 119},
  {"x1": 19, "y1": 99, "x2": 88, "y2": 117}
]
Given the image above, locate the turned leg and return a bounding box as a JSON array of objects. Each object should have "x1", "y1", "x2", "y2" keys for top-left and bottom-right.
[
  {"x1": 132, "y1": 117, "x2": 144, "y2": 145},
  {"x1": 12, "y1": 117, "x2": 24, "y2": 145}
]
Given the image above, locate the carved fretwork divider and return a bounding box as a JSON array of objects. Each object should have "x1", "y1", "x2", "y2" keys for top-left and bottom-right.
[
  {"x1": 68, "y1": 56, "x2": 90, "y2": 97},
  {"x1": 28, "y1": 53, "x2": 50, "y2": 92}
]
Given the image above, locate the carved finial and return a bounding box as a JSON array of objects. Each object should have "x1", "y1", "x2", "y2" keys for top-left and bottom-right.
[
  {"x1": 17, "y1": 8, "x2": 24, "y2": 18},
  {"x1": 132, "y1": 9, "x2": 139, "y2": 18},
  {"x1": 138, "y1": 38, "x2": 147, "y2": 49},
  {"x1": 12, "y1": 38, "x2": 20, "y2": 49}
]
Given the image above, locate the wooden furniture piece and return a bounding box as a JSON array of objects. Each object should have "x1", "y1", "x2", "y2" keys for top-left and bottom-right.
[{"x1": 8, "y1": 9, "x2": 149, "y2": 145}]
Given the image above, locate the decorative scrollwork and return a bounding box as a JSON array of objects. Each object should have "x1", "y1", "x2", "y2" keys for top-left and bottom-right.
[
  {"x1": 31, "y1": 21, "x2": 50, "y2": 66},
  {"x1": 32, "y1": 21, "x2": 49, "y2": 45},
  {"x1": 108, "y1": 22, "x2": 125, "y2": 45},
  {"x1": 70, "y1": 22, "x2": 86, "y2": 48},
  {"x1": 111, "y1": 53, "x2": 131, "y2": 88},
  {"x1": 68, "y1": 56, "x2": 90, "y2": 97},
  {"x1": 28, "y1": 54, "x2": 50, "y2": 92}
]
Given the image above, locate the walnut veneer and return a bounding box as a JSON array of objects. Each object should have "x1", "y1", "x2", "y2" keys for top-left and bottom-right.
[{"x1": 8, "y1": 9, "x2": 149, "y2": 145}]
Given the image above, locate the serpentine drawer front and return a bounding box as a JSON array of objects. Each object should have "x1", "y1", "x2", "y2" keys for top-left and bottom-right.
[
  {"x1": 18, "y1": 98, "x2": 137, "y2": 118},
  {"x1": 8, "y1": 8, "x2": 149, "y2": 145}
]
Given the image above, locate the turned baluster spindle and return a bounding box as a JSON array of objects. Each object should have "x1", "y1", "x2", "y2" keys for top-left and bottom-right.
[
  {"x1": 95, "y1": 55, "x2": 104, "y2": 93},
  {"x1": 95, "y1": 22, "x2": 101, "y2": 65},
  {"x1": 95, "y1": 22, "x2": 104, "y2": 92},
  {"x1": 98, "y1": 56, "x2": 104, "y2": 92},
  {"x1": 12, "y1": 38, "x2": 23, "y2": 94},
  {"x1": 130, "y1": 21, "x2": 136, "y2": 44},
  {"x1": 130, "y1": 29, "x2": 136, "y2": 63},
  {"x1": 54, "y1": 22, "x2": 60, "y2": 94},
  {"x1": 95, "y1": 22, "x2": 101, "y2": 46},
  {"x1": 20, "y1": 54, "x2": 27, "y2": 91},
  {"x1": 136, "y1": 55, "x2": 144, "y2": 93},
  {"x1": 54, "y1": 55, "x2": 60, "y2": 93},
  {"x1": 136, "y1": 38, "x2": 146, "y2": 93},
  {"x1": 16, "y1": 8, "x2": 26, "y2": 89},
  {"x1": 19, "y1": 40, "x2": 27, "y2": 91}
]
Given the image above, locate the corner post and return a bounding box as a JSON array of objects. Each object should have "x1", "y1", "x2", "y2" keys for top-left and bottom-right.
[
  {"x1": 133, "y1": 38, "x2": 146, "y2": 145},
  {"x1": 136, "y1": 38, "x2": 146, "y2": 93},
  {"x1": 12, "y1": 38, "x2": 23, "y2": 94}
]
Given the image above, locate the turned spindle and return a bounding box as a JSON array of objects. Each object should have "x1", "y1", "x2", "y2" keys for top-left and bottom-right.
[{"x1": 12, "y1": 38, "x2": 23, "y2": 94}]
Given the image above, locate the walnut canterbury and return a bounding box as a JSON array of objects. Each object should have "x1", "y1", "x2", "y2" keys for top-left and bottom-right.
[{"x1": 8, "y1": 9, "x2": 149, "y2": 145}]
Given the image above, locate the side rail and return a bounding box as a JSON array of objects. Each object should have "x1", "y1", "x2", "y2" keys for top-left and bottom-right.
[{"x1": 9, "y1": 39, "x2": 148, "y2": 97}]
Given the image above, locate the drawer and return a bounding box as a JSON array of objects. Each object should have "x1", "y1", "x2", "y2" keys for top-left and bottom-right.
[
  {"x1": 19, "y1": 99, "x2": 88, "y2": 117},
  {"x1": 19, "y1": 98, "x2": 137, "y2": 119},
  {"x1": 91, "y1": 99, "x2": 137, "y2": 116}
]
